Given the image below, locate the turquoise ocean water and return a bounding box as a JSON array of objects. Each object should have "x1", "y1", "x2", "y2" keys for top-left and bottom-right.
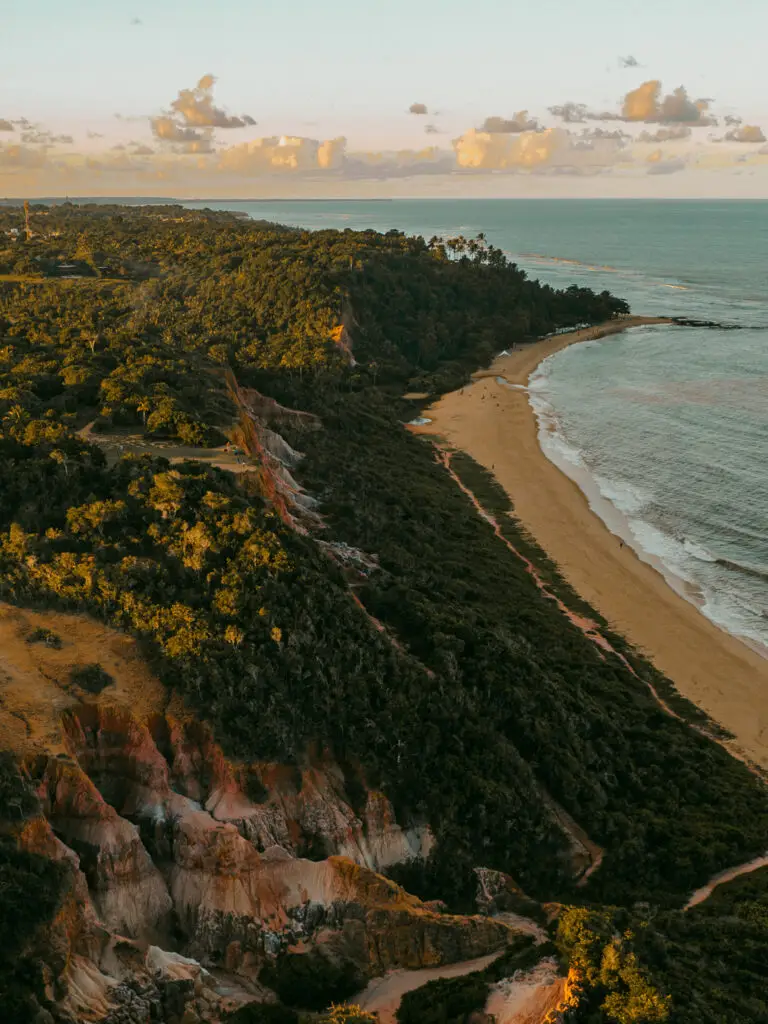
[{"x1": 184, "y1": 199, "x2": 768, "y2": 650}]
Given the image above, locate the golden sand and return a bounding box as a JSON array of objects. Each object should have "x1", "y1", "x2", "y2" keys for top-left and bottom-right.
[{"x1": 414, "y1": 317, "x2": 768, "y2": 768}]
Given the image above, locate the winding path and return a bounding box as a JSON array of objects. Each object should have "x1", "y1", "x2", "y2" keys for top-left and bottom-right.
[
  {"x1": 684, "y1": 854, "x2": 768, "y2": 910},
  {"x1": 432, "y1": 443, "x2": 768, "y2": 899}
]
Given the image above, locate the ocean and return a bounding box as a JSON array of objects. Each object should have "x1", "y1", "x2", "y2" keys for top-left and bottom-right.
[{"x1": 184, "y1": 198, "x2": 768, "y2": 651}]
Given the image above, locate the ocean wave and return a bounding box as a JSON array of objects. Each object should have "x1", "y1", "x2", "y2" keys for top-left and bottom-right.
[
  {"x1": 699, "y1": 587, "x2": 768, "y2": 650},
  {"x1": 715, "y1": 557, "x2": 768, "y2": 584},
  {"x1": 683, "y1": 538, "x2": 718, "y2": 563},
  {"x1": 593, "y1": 475, "x2": 653, "y2": 517},
  {"x1": 627, "y1": 521, "x2": 697, "y2": 582},
  {"x1": 528, "y1": 386, "x2": 586, "y2": 469}
]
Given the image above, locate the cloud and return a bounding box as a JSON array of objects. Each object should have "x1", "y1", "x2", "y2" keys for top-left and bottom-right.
[
  {"x1": 0, "y1": 119, "x2": 13, "y2": 132},
  {"x1": 151, "y1": 74, "x2": 253, "y2": 154},
  {"x1": 724, "y1": 115, "x2": 742, "y2": 127},
  {"x1": 724, "y1": 124, "x2": 766, "y2": 143},
  {"x1": 344, "y1": 146, "x2": 453, "y2": 179},
  {"x1": 20, "y1": 128, "x2": 74, "y2": 146},
  {"x1": 130, "y1": 143, "x2": 155, "y2": 155},
  {"x1": 619, "y1": 55, "x2": 641, "y2": 68},
  {"x1": 424, "y1": 124, "x2": 440, "y2": 134},
  {"x1": 130, "y1": 16, "x2": 142, "y2": 25},
  {"x1": 85, "y1": 151, "x2": 156, "y2": 174},
  {"x1": 216, "y1": 135, "x2": 454, "y2": 179},
  {"x1": 241, "y1": 114, "x2": 257, "y2": 126},
  {"x1": 453, "y1": 126, "x2": 623, "y2": 173},
  {"x1": 87, "y1": 130, "x2": 104, "y2": 139},
  {"x1": 638, "y1": 125, "x2": 692, "y2": 142},
  {"x1": 578, "y1": 126, "x2": 630, "y2": 142},
  {"x1": 151, "y1": 116, "x2": 213, "y2": 153},
  {"x1": 548, "y1": 101, "x2": 617, "y2": 123},
  {"x1": 409, "y1": 103, "x2": 428, "y2": 115},
  {"x1": 219, "y1": 135, "x2": 347, "y2": 173},
  {"x1": 168, "y1": 74, "x2": 248, "y2": 128},
  {"x1": 479, "y1": 112, "x2": 539, "y2": 133},
  {"x1": 622, "y1": 81, "x2": 715, "y2": 124},
  {"x1": 549, "y1": 102, "x2": 588, "y2": 123},
  {"x1": 0, "y1": 143, "x2": 49, "y2": 170},
  {"x1": 317, "y1": 137, "x2": 347, "y2": 169},
  {"x1": 647, "y1": 157, "x2": 687, "y2": 175}
]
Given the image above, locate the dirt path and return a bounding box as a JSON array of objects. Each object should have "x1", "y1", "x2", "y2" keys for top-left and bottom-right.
[
  {"x1": 354, "y1": 951, "x2": 504, "y2": 1023},
  {"x1": 684, "y1": 853, "x2": 768, "y2": 910},
  {"x1": 427, "y1": 441, "x2": 766, "y2": 890},
  {"x1": 77, "y1": 421, "x2": 256, "y2": 475}
]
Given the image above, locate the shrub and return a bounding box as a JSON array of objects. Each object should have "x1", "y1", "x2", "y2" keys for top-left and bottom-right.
[
  {"x1": 260, "y1": 951, "x2": 364, "y2": 1012},
  {"x1": 70, "y1": 662, "x2": 113, "y2": 693},
  {"x1": 225, "y1": 1003, "x2": 299, "y2": 1024},
  {"x1": 25, "y1": 626, "x2": 62, "y2": 649}
]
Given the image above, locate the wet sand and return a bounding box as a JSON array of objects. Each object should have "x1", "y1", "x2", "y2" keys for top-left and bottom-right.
[{"x1": 413, "y1": 317, "x2": 768, "y2": 769}]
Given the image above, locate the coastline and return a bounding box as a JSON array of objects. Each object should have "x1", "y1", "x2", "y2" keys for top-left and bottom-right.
[{"x1": 413, "y1": 316, "x2": 768, "y2": 769}]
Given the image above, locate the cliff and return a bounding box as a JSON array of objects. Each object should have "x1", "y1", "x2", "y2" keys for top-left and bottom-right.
[{"x1": 1, "y1": 605, "x2": 515, "y2": 1022}]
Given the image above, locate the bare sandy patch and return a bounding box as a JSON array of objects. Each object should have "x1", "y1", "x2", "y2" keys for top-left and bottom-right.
[{"x1": 0, "y1": 603, "x2": 167, "y2": 756}]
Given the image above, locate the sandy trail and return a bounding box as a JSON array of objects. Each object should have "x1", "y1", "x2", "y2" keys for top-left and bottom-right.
[
  {"x1": 355, "y1": 951, "x2": 504, "y2": 1023},
  {"x1": 411, "y1": 317, "x2": 768, "y2": 770},
  {"x1": 77, "y1": 422, "x2": 256, "y2": 475},
  {"x1": 685, "y1": 853, "x2": 768, "y2": 910}
]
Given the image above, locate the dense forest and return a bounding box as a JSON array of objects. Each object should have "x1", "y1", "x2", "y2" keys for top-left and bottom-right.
[{"x1": 1, "y1": 203, "x2": 767, "y2": 1021}]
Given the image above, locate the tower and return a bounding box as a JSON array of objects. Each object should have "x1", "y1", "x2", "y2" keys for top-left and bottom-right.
[{"x1": 23, "y1": 200, "x2": 32, "y2": 241}]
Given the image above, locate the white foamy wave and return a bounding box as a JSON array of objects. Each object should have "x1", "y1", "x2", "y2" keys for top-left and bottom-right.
[
  {"x1": 627, "y1": 521, "x2": 698, "y2": 583},
  {"x1": 593, "y1": 475, "x2": 652, "y2": 516},
  {"x1": 682, "y1": 537, "x2": 718, "y2": 563},
  {"x1": 540, "y1": 428, "x2": 586, "y2": 469},
  {"x1": 527, "y1": 367, "x2": 554, "y2": 393},
  {"x1": 699, "y1": 587, "x2": 768, "y2": 650}
]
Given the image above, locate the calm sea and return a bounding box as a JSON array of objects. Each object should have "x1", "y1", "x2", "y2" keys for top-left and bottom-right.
[{"x1": 182, "y1": 199, "x2": 768, "y2": 651}]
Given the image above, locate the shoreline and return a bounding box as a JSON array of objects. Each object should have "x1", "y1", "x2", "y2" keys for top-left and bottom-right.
[{"x1": 413, "y1": 316, "x2": 768, "y2": 768}]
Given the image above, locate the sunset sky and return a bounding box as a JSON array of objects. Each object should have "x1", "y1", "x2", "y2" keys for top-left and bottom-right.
[{"x1": 3, "y1": 0, "x2": 767, "y2": 197}]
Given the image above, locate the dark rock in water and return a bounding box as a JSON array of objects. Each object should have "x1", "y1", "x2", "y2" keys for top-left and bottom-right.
[{"x1": 671, "y1": 317, "x2": 743, "y2": 329}]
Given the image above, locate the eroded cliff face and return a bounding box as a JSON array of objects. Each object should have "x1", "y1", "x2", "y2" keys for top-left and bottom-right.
[
  {"x1": 0, "y1": 606, "x2": 520, "y2": 1022},
  {"x1": 11, "y1": 700, "x2": 511, "y2": 1022}
]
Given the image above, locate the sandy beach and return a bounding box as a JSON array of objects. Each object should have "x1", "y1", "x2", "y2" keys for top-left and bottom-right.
[{"x1": 414, "y1": 316, "x2": 768, "y2": 769}]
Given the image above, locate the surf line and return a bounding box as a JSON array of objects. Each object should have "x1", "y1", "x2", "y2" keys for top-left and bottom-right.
[{"x1": 432, "y1": 443, "x2": 766, "y2": 785}]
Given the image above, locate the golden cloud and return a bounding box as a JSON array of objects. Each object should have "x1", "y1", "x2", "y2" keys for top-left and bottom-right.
[
  {"x1": 170, "y1": 74, "x2": 250, "y2": 129},
  {"x1": 453, "y1": 126, "x2": 623, "y2": 173},
  {"x1": 725, "y1": 124, "x2": 766, "y2": 143},
  {"x1": 623, "y1": 81, "x2": 715, "y2": 124}
]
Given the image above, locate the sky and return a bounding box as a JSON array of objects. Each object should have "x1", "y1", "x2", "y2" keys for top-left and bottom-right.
[{"x1": 2, "y1": 0, "x2": 768, "y2": 198}]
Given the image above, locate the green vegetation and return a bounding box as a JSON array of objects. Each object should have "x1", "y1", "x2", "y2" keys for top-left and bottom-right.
[
  {"x1": 395, "y1": 937, "x2": 554, "y2": 1023},
  {"x1": 260, "y1": 950, "x2": 364, "y2": 1011},
  {"x1": 555, "y1": 881, "x2": 768, "y2": 1024},
  {"x1": 25, "y1": 625, "x2": 63, "y2": 648},
  {"x1": 69, "y1": 661, "x2": 114, "y2": 693},
  {"x1": 1, "y1": 204, "x2": 767, "y2": 1018},
  {"x1": 396, "y1": 972, "x2": 491, "y2": 1024}
]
